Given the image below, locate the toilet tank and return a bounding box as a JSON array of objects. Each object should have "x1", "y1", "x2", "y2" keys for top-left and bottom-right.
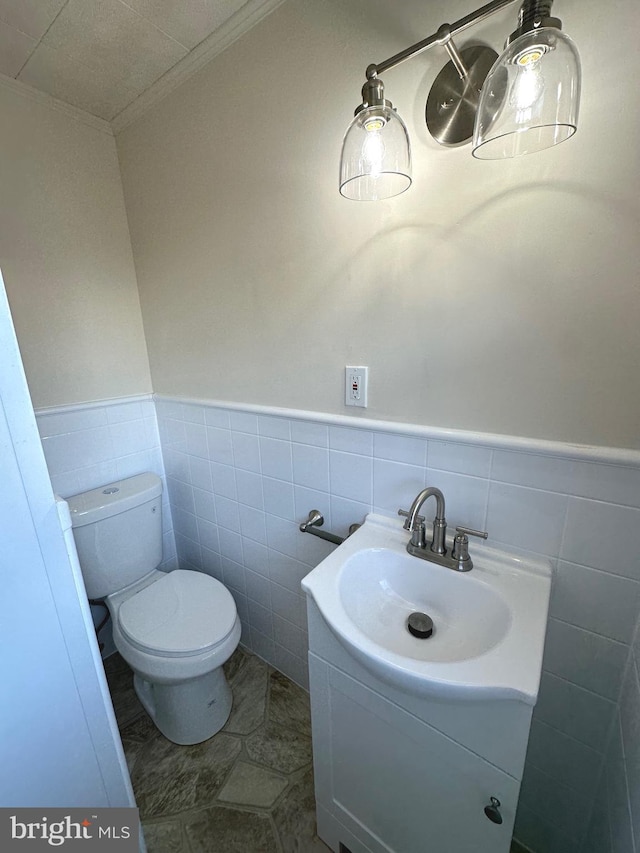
[{"x1": 67, "y1": 473, "x2": 163, "y2": 600}]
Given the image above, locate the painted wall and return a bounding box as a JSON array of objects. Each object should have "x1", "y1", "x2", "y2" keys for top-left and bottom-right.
[
  {"x1": 0, "y1": 80, "x2": 152, "y2": 409},
  {"x1": 116, "y1": 0, "x2": 640, "y2": 450}
]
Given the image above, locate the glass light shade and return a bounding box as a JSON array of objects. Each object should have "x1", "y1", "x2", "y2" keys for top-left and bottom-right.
[
  {"x1": 472, "y1": 27, "x2": 581, "y2": 160},
  {"x1": 339, "y1": 105, "x2": 412, "y2": 201}
]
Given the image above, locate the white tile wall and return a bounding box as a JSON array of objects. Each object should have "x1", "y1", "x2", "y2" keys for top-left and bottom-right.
[
  {"x1": 153, "y1": 396, "x2": 640, "y2": 853},
  {"x1": 584, "y1": 610, "x2": 640, "y2": 853},
  {"x1": 551, "y1": 562, "x2": 640, "y2": 645},
  {"x1": 562, "y1": 499, "x2": 640, "y2": 580},
  {"x1": 520, "y1": 764, "x2": 593, "y2": 843},
  {"x1": 534, "y1": 672, "x2": 615, "y2": 751},
  {"x1": 36, "y1": 396, "x2": 176, "y2": 571},
  {"x1": 35, "y1": 393, "x2": 640, "y2": 853}
]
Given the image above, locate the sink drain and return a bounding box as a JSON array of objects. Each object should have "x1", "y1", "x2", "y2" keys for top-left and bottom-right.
[{"x1": 407, "y1": 612, "x2": 434, "y2": 639}]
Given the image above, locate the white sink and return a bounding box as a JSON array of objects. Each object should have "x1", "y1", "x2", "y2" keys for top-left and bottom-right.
[{"x1": 302, "y1": 513, "x2": 551, "y2": 703}]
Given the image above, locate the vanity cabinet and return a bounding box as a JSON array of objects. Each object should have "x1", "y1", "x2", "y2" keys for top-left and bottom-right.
[{"x1": 307, "y1": 599, "x2": 532, "y2": 853}]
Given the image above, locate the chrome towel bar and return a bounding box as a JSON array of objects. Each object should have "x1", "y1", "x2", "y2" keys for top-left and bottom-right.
[{"x1": 299, "y1": 510, "x2": 360, "y2": 546}]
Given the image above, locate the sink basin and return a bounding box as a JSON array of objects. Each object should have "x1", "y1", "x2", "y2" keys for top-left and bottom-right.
[
  {"x1": 302, "y1": 513, "x2": 551, "y2": 702},
  {"x1": 340, "y1": 547, "x2": 511, "y2": 663}
]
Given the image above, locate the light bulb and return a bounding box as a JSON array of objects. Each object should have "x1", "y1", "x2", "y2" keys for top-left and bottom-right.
[
  {"x1": 363, "y1": 115, "x2": 387, "y2": 132},
  {"x1": 509, "y1": 44, "x2": 548, "y2": 119},
  {"x1": 510, "y1": 63, "x2": 545, "y2": 122},
  {"x1": 361, "y1": 129, "x2": 386, "y2": 175}
]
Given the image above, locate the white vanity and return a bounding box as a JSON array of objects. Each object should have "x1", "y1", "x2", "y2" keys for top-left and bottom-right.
[{"x1": 302, "y1": 513, "x2": 551, "y2": 853}]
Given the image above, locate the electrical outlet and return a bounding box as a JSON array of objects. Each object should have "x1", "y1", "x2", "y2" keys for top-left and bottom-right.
[{"x1": 345, "y1": 366, "x2": 368, "y2": 408}]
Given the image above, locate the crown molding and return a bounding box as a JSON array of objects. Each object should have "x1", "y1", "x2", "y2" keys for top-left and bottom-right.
[
  {"x1": 111, "y1": 0, "x2": 287, "y2": 135},
  {"x1": 0, "y1": 73, "x2": 114, "y2": 136}
]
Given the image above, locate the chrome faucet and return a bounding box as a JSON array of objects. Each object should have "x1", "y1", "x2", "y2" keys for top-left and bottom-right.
[
  {"x1": 398, "y1": 486, "x2": 488, "y2": 572},
  {"x1": 400, "y1": 486, "x2": 447, "y2": 554}
]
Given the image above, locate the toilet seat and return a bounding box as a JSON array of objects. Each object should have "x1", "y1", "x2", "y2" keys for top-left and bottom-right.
[{"x1": 118, "y1": 570, "x2": 237, "y2": 658}]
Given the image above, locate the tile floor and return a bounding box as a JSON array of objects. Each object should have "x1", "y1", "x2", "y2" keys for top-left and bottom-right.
[
  {"x1": 105, "y1": 647, "x2": 329, "y2": 852},
  {"x1": 105, "y1": 648, "x2": 529, "y2": 853}
]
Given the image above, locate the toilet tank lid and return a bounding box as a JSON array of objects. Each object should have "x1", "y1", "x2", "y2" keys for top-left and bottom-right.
[{"x1": 67, "y1": 473, "x2": 162, "y2": 528}]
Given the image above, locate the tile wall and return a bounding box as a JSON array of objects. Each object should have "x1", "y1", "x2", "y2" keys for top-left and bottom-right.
[
  {"x1": 583, "y1": 608, "x2": 640, "y2": 853},
  {"x1": 154, "y1": 396, "x2": 640, "y2": 853},
  {"x1": 36, "y1": 395, "x2": 177, "y2": 569},
  {"x1": 34, "y1": 393, "x2": 640, "y2": 853},
  {"x1": 36, "y1": 396, "x2": 177, "y2": 653}
]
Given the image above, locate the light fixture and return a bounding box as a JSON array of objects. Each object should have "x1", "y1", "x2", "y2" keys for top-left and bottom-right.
[
  {"x1": 472, "y1": 2, "x2": 581, "y2": 158},
  {"x1": 339, "y1": 76, "x2": 412, "y2": 201},
  {"x1": 339, "y1": 0, "x2": 581, "y2": 200}
]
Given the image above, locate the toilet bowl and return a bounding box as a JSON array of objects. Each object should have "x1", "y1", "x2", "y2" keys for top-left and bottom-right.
[
  {"x1": 67, "y1": 473, "x2": 241, "y2": 745},
  {"x1": 108, "y1": 568, "x2": 241, "y2": 744}
]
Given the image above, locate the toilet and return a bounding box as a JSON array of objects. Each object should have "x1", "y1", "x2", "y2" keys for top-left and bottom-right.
[{"x1": 67, "y1": 472, "x2": 241, "y2": 745}]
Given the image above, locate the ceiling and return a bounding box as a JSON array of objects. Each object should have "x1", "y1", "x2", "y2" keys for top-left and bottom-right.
[{"x1": 0, "y1": 0, "x2": 282, "y2": 128}]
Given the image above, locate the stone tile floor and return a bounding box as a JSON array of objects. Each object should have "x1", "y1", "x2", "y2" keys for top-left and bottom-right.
[
  {"x1": 105, "y1": 647, "x2": 528, "y2": 853},
  {"x1": 104, "y1": 647, "x2": 330, "y2": 852}
]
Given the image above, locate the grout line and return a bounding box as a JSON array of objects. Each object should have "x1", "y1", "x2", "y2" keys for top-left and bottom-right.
[
  {"x1": 547, "y1": 615, "x2": 630, "y2": 648},
  {"x1": 540, "y1": 669, "x2": 617, "y2": 707},
  {"x1": 516, "y1": 799, "x2": 583, "y2": 851},
  {"x1": 481, "y1": 447, "x2": 494, "y2": 530},
  {"x1": 521, "y1": 762, "x2": 600, "y2": 845},
  {"x1": 556, "y1": 557, "x2": 640, "y2": 584},
  {"x1": 531, "y1": 718, "x2": 603, "y2": 756}
]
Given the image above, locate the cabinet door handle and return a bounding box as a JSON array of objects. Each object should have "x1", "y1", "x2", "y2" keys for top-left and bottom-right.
[{"x1": 484, "y1": 796, "x2": 503, "y2": 825}]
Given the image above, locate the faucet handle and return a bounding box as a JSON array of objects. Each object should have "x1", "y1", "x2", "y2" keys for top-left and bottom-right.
[
  {"x1": 455, "y1": 526, "x2": 488, "y2": 541},
  {"x1": 452, "y1": 526, "x2": 488, "y2": 572},
  {"x1": 398, "y1": 508, "x2": 425, "y2": 530}
]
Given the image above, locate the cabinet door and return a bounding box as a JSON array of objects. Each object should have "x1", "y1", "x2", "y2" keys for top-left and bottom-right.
[{"x1": 316, "y1": 661, "x2": 519, "y2": 853}]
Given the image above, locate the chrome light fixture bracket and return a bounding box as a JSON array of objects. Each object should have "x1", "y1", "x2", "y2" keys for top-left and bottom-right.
[
  {"x1": 353, "y1": 73, "x2": 394, "y2": 122},
  {"x1": 426, "y1": 26, "x2": 499, "y2": 147},
  {"x1": 355, "y1": 73, "x2": 388, "y2": 113}
]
